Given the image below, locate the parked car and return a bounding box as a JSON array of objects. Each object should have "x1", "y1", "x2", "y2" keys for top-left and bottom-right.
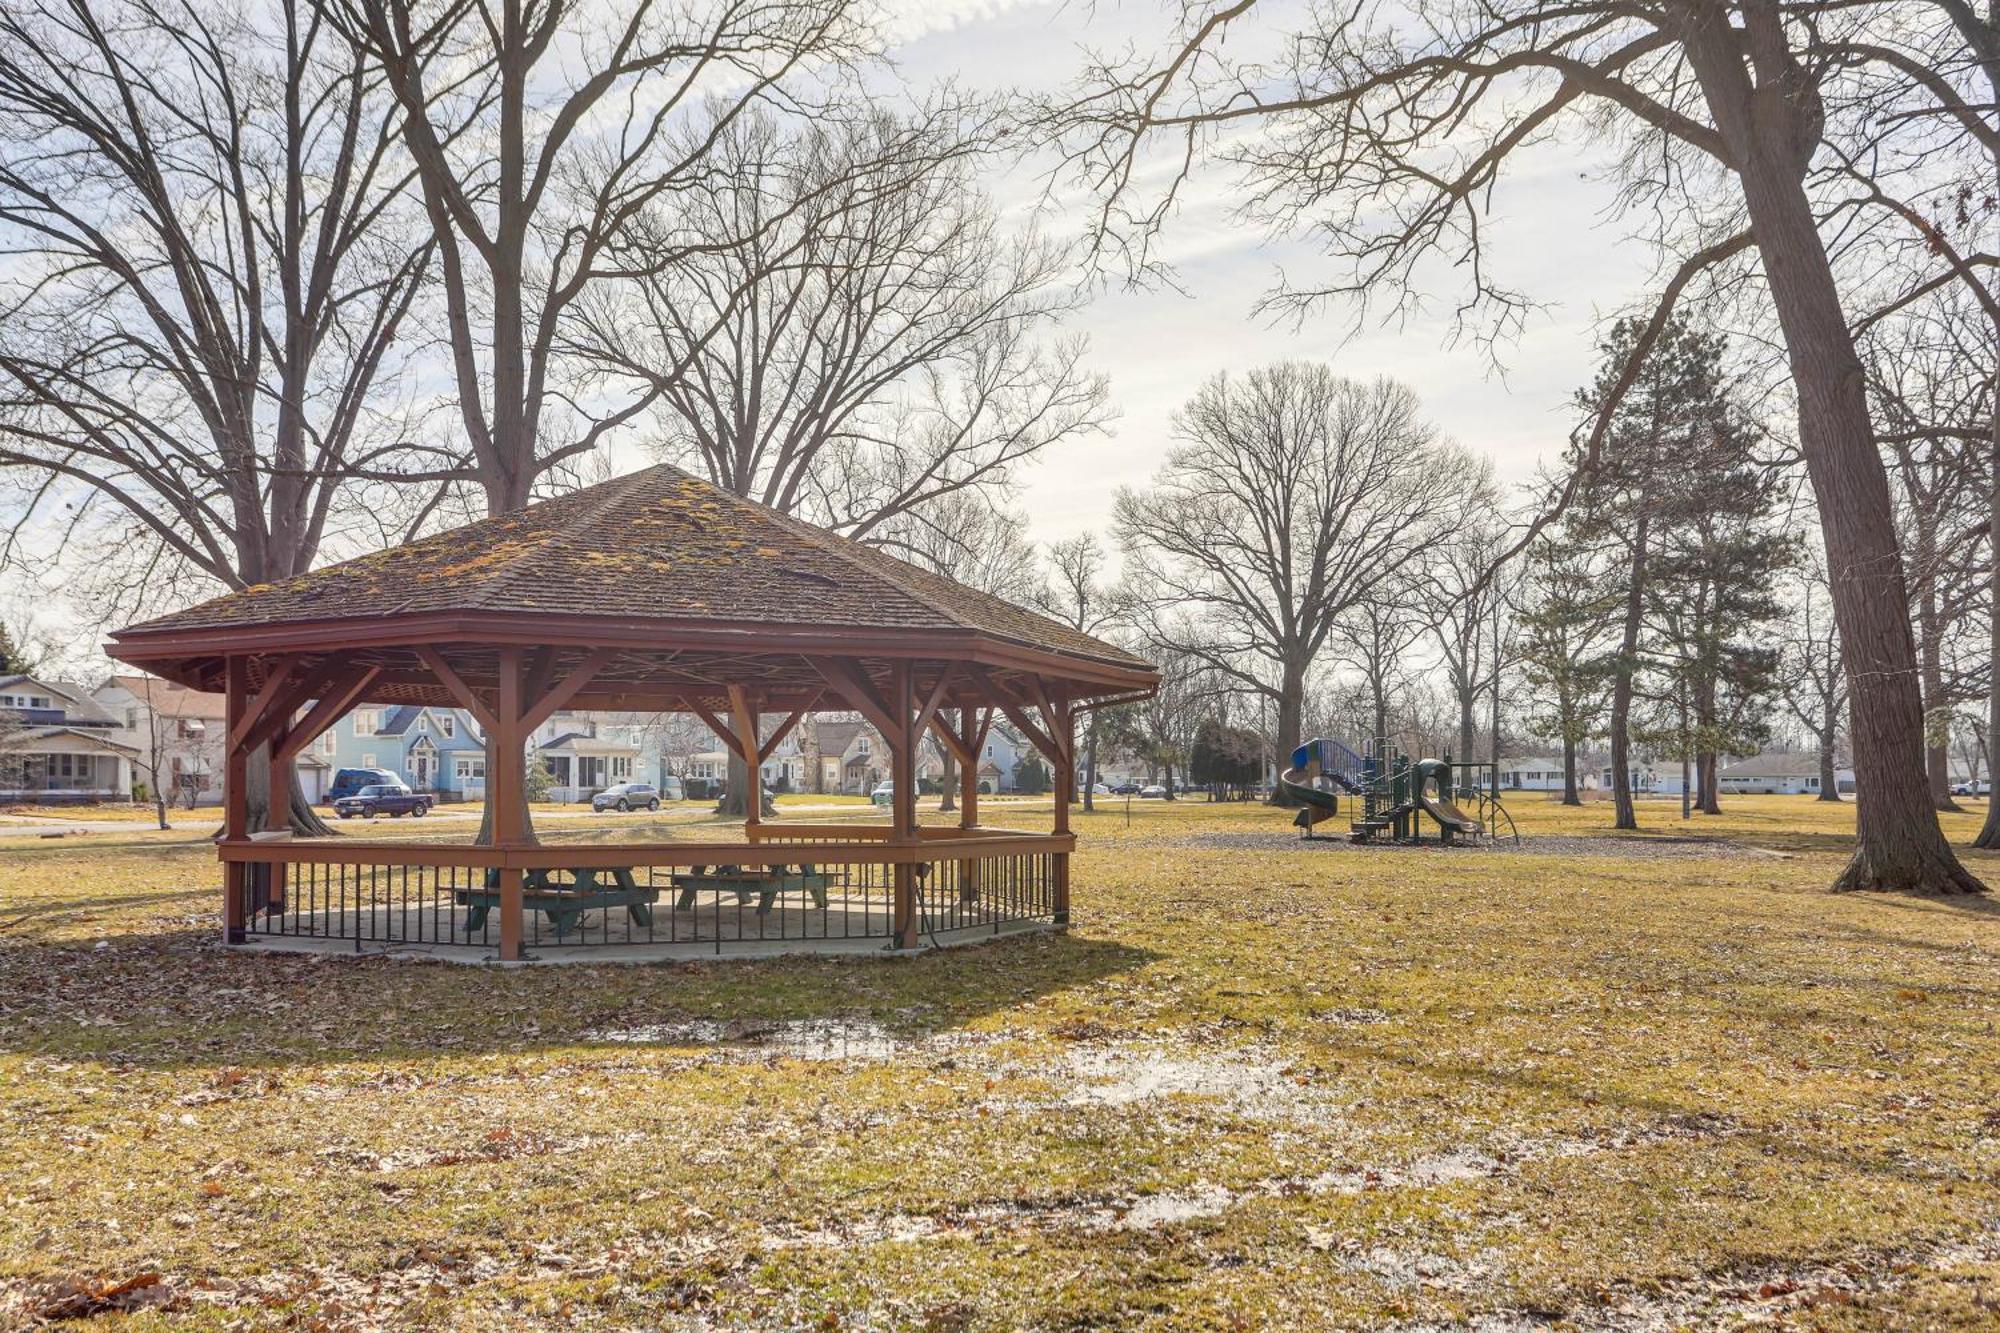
[
  {"x1": 1088, "y1": 782, "x2": 1112, "y2": 795},
  {"x1": 327, "y1": 767, "x2": 402, "y2": 803},
  {"x1": 333, "y1": 783, "x2": 430, "y2": 819},
  {"x1": 1139, "y1": 784, "x2": 1169, "y2": 799},
  {"x1": 871, "y1": 780, "x2": 895, "y2": 806},
  {"x1": 1952, "y1": 780, "x2": 1992, "y2": 797},
  {"x1": 592, "y1": 781, "x2": 661, "y2": 813},
  {"x1": 1108, "y1": 781, "x2": 1141, "y2": 795}
]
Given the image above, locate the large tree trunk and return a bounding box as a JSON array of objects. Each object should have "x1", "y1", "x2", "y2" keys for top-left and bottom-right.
[
  {"x1": 1456, "y1": 689, "x2": 1476, "y2": 767},
  {"x1": 716, "y1": 751, "x2": 778, "y2": 819},
  {"x1": 1684, "y1": 26, "x2": 1981, "y2": 891},
  {"x1": 1694, "y1": 682, "x2": 1720, "y2": 815},
  {"x1": 244, "y1": 742, "x2": 335, "y2": 837},
  {"x1": 1561, "y1": 733, "x2": 1581, "y2": 806},
  {"x1": 1819, "y1": 744, "x2": 1841, "y2": 802},
  {"x1": 1082, "y1": 717, "x2": 1100, "y2": 812},
  {"x1": 1609, "y1": 510, "x2": 1648, "y2": 832},
  {"x1": 1271, "y1": 666, "x2": 1305, "y2": 806}
]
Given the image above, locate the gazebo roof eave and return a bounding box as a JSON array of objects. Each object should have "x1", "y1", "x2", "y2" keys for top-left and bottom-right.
[{"x1": 104, "y1": 607, "x2": 1160, "y2": 697}]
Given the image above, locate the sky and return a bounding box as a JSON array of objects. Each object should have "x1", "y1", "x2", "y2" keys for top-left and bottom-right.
[
  {"x1": 880, "y1": 0, "x2": 1658, "y2": 543},
  {"x1": 8, "y1": 0, "x2": 1665, "y2": 674}
]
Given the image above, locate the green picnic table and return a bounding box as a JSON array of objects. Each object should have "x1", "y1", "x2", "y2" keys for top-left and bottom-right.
[
  {"x1": 456, "y1": 867, "x2": 656, "y2": 940},
  {"x1": 670, "y1": 864, "x2": 833, "y2": 917}
]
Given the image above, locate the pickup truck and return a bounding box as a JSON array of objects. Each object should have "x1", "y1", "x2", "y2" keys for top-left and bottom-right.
[{"x1": 332, "y1": 783, "x2": 431, "y2": 819}]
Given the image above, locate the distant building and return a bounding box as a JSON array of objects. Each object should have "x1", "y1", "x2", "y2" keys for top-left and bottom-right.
[
  {"x1": 321, "y1": 704, "x2": 488, "y2": 799},
  {"x1": 95, "y1": 673, "x2": 230, "y2": 805},
  {"x1": 1498, "y1": 756, "x2": 1580, "y2": 792},
  {"x1": 1716, "y1": 752, "x2": 1854, "y2": 796},
  {"x1": 0, "y1": 673, "x2": 136, "y2": 804},
  {"x1": 529, "y1": 711, "x2": 639, "y2": 802}
]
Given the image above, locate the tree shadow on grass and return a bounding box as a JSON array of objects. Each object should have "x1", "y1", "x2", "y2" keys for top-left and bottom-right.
[{"x1": 0, "y1": 926, "x2": 1159, "y2": 1073}]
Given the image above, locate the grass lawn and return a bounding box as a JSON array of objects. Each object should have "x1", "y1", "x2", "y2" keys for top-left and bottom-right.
[{"x1": 3, "y1": 794, "x2": 1999, "y2": 1327}]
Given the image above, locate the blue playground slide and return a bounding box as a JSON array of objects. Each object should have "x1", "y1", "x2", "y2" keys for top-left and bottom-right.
[{"x1": 1279, "y1": 737, "x2": 1365, "y2": 834}]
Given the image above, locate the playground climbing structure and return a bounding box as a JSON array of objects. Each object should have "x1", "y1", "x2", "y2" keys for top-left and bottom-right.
[{"x1": 1279, "y1": 736, "x2": 1519, "y2": 846}]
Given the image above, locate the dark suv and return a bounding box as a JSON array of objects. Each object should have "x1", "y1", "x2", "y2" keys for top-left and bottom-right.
[
  {"x1": 333, "y1": 783, "x2": 431, "y2": 819},
  {"x1": 328, "y1": 767, "x2": 401, "y2": 802}
]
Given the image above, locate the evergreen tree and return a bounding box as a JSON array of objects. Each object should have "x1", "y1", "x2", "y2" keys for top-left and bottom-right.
[{"x1": 1571, "y1": 313, "x2": 1763, "y2": 828}]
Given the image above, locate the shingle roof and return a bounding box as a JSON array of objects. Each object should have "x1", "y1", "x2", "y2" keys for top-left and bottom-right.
[
  {"x1": 1718, "y1": 752, "x2": 1833, "y2": 779},
  {"x1": 100, "y1": 674, "x2": 229, "y2": 721},
  {"x1": 122, "y1": 466, "x2": 1148, "y2": 673}
]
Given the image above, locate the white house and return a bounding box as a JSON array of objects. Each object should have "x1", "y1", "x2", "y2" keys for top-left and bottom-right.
[
  {"x1": 530, "y1": 710, "x2": 640, "y2": 802},
  {"x1": 1498, "y1": 756, "x2": 1582, "y2": 792},
  {"x1": 1716, "y1": 752, "x2": 1855, "y2": 796},
  {"x1": 96, "y1": 673, "x2": 229, "y2": 805},
  {"x1": 1, "y1": 673, "x2": 136, "y2": 804}
]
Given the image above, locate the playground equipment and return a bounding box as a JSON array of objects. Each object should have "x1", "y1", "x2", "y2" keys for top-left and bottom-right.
[{"x1": 1280, "y1": 736, "x2": 1519, "y2": 846}]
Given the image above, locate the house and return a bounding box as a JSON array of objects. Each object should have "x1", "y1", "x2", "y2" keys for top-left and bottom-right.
[
  {"x1": 1716, "y1": 752, "x2": 1855, "y2": 796},
  {"x1": 0, "y1": 673, "x2": 136, "y2": 804},
  {"x1": 1499, "y1": 756, "x2": 1589, "y2": 792},
  {"x1": 96, "y1": 673, "x2": 232, "y2": 805},
  {"x1": 813, "y1": 718, "x2": 884, "y2": 794},
  {"x1": 530, "y1": 710, "x2": 639, "y2": 802},
  {"x1": 975, "y1": 724, "x2": 1028, "y2": 794},
  {"x1": 1597, "y1": 763, "x2": 1690, "y2": 797},
  {"x1": 322, "y1": 703, "x2": 488, "y2": 799}
]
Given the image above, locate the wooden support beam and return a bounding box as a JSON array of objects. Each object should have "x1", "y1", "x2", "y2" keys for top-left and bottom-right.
[
  {"x1": 227, "y1": 654, "x2": 305, "y2": 753},
  {"x1": 913, "y1": 665, "x2": 955, "y2": 747},
  {"x1": 492, "y1": 648, "x2": 527, "y2": 961},
  {"x1": 416, "y1": 647, "x2": 501, "y2": 737},
  {"x1": 688, "y1": 699, "x2": 750, "y2": 764},
  {"x1": 728, "y1": 685, "x2": 761, "y2": 830},
  {"x1": 223, "y1": 657, "x2": 250, "y2": 944},
  {"x1": 758, "y1": 693, "x2": 819, "y2": 762},
  {"x1": 808, "y1": 656, "x2": 899, "y2": 739},
  {"x1": 520, "y1": 649, "x2": 616, "y2": 734},
  {"x1": 276, "y1": 667, "x2": 384, "y2": 762},
  {"x1": 889, "y1": 662, "x2": 919, "y2": 950}
]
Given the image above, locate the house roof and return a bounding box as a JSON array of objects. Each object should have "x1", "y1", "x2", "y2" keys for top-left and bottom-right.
[
  {"x1": 7, "y1": 725, "x2": 140, "y2": 755},
  {"x1": 814, "y1": 719, "x2": 872, "y2": 755},
  {"x1": 1718, "y1": 752, "x2": 1833, "y2": 779},
  {"x1": 113, "y1": 466, "x2": 1151, "y2": 681},
  {"x1": 2, "y1": 674, "x2": 117, "y2": 726},
  {"x1": 99, "y1": 674, "x2": 228, "y2": 721}
]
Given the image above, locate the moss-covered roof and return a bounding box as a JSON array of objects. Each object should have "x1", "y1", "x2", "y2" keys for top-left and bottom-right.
[{"x1": 122, "y1": 465, "x2": 1148, "y2": 674}]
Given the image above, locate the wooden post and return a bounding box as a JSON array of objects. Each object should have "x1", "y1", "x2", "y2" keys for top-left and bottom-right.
[
  {"x1": 222, "y1": 656, "x2": 250, "y2": 943},
  {"x1": 493, "y1": 647, "x2": 527, "y2": 960},
  {"x1": 1053, "y1": 700, "x2": 1074, "y2": 925},
  {"x1": 729, "y1": 685, "x2": 761, "y2": 835},
  {"x1": 957, "y1": 708, "x2": 980, "y2": 903},
  {"x1": 890, "y1": 663, "x2": 920, "y2": 950}
]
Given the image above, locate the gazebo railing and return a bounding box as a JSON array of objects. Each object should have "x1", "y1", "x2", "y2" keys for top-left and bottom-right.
[{"x1": 219, "y1": 827, "x2": 1067, "y2": 956}]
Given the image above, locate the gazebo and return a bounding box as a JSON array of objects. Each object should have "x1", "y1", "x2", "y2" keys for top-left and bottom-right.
[{"x1": 106, "y1": 466, "x2": 1157, "y2": 961}]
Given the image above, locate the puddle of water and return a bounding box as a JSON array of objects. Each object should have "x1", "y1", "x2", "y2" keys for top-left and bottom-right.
[
  {"x1": 583, "y1": 1017, "x2": 981, "y2": 1061},
  {"x1": 1058, "y1": 1046, "x2": 1335, "y2": 1120}
]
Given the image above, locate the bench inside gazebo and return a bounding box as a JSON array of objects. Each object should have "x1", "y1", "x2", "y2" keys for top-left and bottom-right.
[{"x1": 106, "y1": 466, "x2": 1157, "y2": 961}]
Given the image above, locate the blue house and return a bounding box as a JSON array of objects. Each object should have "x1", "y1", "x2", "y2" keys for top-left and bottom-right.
[{"x1": 319, "y1": 704, "x2": 487, "y2": 798}]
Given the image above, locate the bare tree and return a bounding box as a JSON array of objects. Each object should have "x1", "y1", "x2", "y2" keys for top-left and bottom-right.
[
  {"x1": 1115, "y1": 365, "x2": 1468, "y2": 792},
  {"x1": 1034, "y1": 534, "x2": 1123, "y2": 810},
  {"x1": 590, "y1": 105, "x2": 1110, "y2": 540},
  {"x1": 331, "y1": 0, "x2": 871, "y2": 515},
  {"x1": 1780, "y1": 542, "x2": 1849, "y2": 803},
  {"x1": 1412, "y1": 484, "x2": 1519, "y2": 766},
  {"x1": 1044, "y1": 0, "x2": 1985, "y2": 891},
  {"x1": 0, "y1": 0, "x2": 432, "y2": 832}
]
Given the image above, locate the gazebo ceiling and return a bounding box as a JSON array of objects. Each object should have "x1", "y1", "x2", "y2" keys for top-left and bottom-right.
[{"x1": 106, "y1": 466, "x2": 1157, "y2": 711}]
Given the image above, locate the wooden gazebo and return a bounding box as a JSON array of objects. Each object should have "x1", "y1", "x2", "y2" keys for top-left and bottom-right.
[{"x1": 107, "y1": 466, "x2": 1157, "y2": 960}]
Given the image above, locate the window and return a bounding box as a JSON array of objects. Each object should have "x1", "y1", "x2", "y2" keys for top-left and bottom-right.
[
  {"x1": 353, "y1": 708, "x2": 379, "y2": 736},
  {"x1": 454, "y1": 758, "x2": 486, "y2": 780},
  {"x1": 415, "y1": 716, "x2": 428, "y2": 734},
  {"x1": 611, "y1": 756, "x2": 632, "y2": 779},
  {"x1": 361, "y1": 752, "x2": 377, "y2": 767},
  {"x1": 125, "y1": 707, "x2": 139, "y2": 728},
  {"x1": 439, "y1": 714, "x2": 455, "y2": 738}
]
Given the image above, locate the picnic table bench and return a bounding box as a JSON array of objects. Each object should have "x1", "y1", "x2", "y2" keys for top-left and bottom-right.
[
  {"x1": 455, "y1": 866, "x2": 656, "y2": 940},
  {"x1": 670, "y1": 864, "x2": 832, "y2": 917}
]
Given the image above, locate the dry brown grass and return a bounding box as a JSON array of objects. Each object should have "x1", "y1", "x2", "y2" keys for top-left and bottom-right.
[{"x1": 2, "y1": 793, "x2": 1998, "y2": 1328}]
